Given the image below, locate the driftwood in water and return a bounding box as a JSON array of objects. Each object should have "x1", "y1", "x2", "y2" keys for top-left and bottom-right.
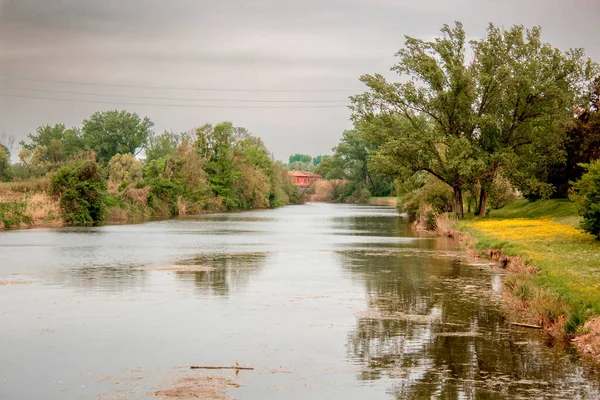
[
  {"x1": 511, "y1": 322, "x2": 542, "y2": 329},
  {"x1": 190, "y1": 366, "x2": 254, "y2": 370}
]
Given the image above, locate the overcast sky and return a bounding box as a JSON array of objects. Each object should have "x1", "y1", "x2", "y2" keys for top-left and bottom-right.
[{"x1": 1, "y1": 0, "x2": 599, "y2": 161}]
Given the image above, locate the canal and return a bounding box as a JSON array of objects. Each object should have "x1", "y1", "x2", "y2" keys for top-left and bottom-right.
[{"x1": 1, "y1": 203, "x2": 599, "y2": 399}]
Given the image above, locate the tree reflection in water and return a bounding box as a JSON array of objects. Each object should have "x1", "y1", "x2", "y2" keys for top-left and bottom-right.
[
  {"x1": 174, "y1": 252, "x2": 267, "y2": 296},
  {"x1": 54, "y1": 263, "x2": 148, "y2": 292},
  {"x1": 342, "y1": 250, "x2": 600, "y2": 399}
]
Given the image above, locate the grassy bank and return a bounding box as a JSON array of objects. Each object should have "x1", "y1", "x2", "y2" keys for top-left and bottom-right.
[
  {"x1": 457, "y1": 199, "x2": 600, "y2": 358},
  {"x1": 368, "y1": 196, "x2": 397, "y2": 206},
  {"x1": 0, "y1": 179, "x2": 62, "y2": 229}
]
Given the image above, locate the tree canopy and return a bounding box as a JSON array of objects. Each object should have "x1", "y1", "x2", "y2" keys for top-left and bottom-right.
[
  {"x1": 82, "y1": 110, "x2": 154, "y2": 163},
  {"x1": 351, "y1": 22, "x2": 595, "y2": 217}
]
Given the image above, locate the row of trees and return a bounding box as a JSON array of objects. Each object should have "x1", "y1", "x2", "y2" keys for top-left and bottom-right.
[
  {"x1": 330, "y1": 22, "x2": 599, "y2": 226},
  {"x1": 2, "y1": 111, "x2": 299, "y2": 225},
  {"x1": 286, "y1": 154, "x2": 328, "y2": 172}
]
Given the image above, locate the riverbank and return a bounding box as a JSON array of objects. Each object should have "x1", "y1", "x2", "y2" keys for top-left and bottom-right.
[
  {"x1": 368, "y1": 196, "x2": 397, "y2": 207},
  {"x1": 454, "y1": 199, "x2": 600, "y2": 361},
  {"x1": 0, "y1": 179, "x2": 295, "y2": 231}
]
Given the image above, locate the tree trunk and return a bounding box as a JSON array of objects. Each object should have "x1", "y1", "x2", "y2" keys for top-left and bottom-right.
[
  {"x1": 478, "y1": 188, "x2": 488, "y2": 217},
  {"x1": 453, "y1": 186, "x2": 464, "y2": 219}
]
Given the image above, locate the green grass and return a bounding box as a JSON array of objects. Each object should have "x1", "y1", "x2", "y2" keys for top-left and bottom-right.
[
  {"x1": 459, "y1": 198, "x2": 600, "y2": 331},
  {"x1": 488, "y1": 198, "x2": 577, "y2": 219}
]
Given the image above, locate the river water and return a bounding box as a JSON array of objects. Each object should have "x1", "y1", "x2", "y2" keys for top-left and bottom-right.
[{"x1": 1, "y1": 203, "x2": 599, "y2": 399}]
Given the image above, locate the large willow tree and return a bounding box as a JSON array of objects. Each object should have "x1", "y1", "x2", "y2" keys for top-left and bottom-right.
[{"x1": 352, "y1": 22, "x2": 594, "y2": 217}]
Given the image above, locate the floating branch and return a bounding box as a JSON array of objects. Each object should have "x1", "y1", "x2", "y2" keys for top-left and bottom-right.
[
  {"x1": 190, "y1": 366, "x2": 254, "y2": 371},
  {"x1": 510, "y1": 322, "x2": 542, "y2": 329}
]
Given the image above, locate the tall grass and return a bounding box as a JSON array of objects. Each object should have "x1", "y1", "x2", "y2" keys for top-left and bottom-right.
[
  {"x1": 0, "y1": 178, "x2": 61, "y2": 229},
  {"x1": 310, "y1": 179, "x2": 348, "y2": 202}
]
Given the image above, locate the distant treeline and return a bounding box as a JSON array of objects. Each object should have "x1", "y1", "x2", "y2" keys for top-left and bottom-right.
[{"x1": 0, "y1": 111, "x2": 299, "y2": 226}]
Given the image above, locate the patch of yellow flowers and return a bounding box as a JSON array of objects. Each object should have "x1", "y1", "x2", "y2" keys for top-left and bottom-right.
[{"x1": 464, "y1": 218, "x2": 590, "y2": 243}]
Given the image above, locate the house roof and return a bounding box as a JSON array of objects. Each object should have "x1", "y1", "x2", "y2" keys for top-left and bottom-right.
[{"x1": 288, "y1": 170, "x2": 322, "y2": 178}]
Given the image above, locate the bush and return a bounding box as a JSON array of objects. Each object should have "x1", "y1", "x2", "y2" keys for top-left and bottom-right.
[
  {"x1": 108, "y1": 153, "x2": 143, "y2": 187},
  {"x1": 0, "y1": 201, "x2": 29, "y2": 228},
  {"x1": 0, "y1": 145, "x2": 13, "y2": 182},
  {"x1": 570, "y1": 159, "x2": 600, "y2": 238},
  {"x1": 49, "y1": 160, "x2": 107, "y2": 225},
  {"x1": 147, "y1": 178, "x2": 181, "y2": 216},
  {"x1": 396, "y1": 175, "x2": 454, "y2": 221}
]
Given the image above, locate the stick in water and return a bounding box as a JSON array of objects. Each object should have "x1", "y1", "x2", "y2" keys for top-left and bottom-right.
[
  {"x1": 510, "y1": 322, "x2": 542, "y2": 329},
  {"x1": 190, "y1": 366, "x2": 254, "y2": 370}
]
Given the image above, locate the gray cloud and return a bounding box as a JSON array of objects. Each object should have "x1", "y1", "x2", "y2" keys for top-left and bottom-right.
[{"x1": 1, "y1": 0, "x2": 600, "y2": 160}]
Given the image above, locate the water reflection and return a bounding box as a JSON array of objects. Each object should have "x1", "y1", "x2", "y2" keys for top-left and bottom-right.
[
  {"x1": 173, "y1": 252, "x2": 267, "y2": 296},
  {"x1": 2, "y1": 203, "x2": 600, "y2": 399},
  {"x1": 53, "y1": 263, "x2": 147, "y2": 293},
  {"x1": 342, "y1": 250, "x2": 600, "y2": 398}
]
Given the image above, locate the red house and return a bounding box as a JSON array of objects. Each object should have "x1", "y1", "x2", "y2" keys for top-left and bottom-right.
[{"x1": 288, "y1": 171, "x2": 322, "y2": 187}]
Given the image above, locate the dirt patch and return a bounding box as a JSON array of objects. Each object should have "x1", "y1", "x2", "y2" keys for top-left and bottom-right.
[
  {"x1": 150, "y1": 376, "x2": 240, "y2": 400},
  {"x1": 153, "y1": 265, "x2": 216, "y2": 272}
]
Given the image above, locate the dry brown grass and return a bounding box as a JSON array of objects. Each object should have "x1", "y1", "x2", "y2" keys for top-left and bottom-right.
[
  {"x1": 573, "y1": 317, "x2": 600, "y2": 363},
  {"x1": 25, "y1": 193, "x2": 61, "y2": 226},
  {"x1": 434, "y1": 212, "x2": 457, "y2": 236},
  {"x1": 107, "y1": 206, "x2": 130, "y2": 221},
  {"x1": 0, "y1": 178, "x2": 50, "y2": 194},
  {"x1": 177, "y1": 196, "x2": 189, "y2": 215},
  {"x1": 310, "y1": 179, "x2": 347, "y2": 202},
  {"x1": 124, "y1": 186, "x2": 150, "y2": 205},
  {"x1": 107, "y1": 180, "x2": 120, "y2": 194},
  {"x1": 0, "y1": 182, "x2": 61, "y2": 229}
]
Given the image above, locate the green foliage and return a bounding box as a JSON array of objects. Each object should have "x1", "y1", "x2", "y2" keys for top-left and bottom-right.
[
  {"x1": 314, "y1": 156, "x2": 344, "y2": 179},
  {"x1": 147, "y1": 178, "x2": 182, "y2": 216},
  {"x1": 82, "y1": 110, "x2": 154, "y2": 163},
  {"x1": 396, "y1": 173, "x2": 454, "y2": 220},
  {"x1": 4, "y1": 112, "x2": 295, "y2": 228},
  {"x1": 351, "y1": 22, "x2": 594, "y2": 217},
  {"x1": 108, "y1": 153, "x2": 143, "y2": 187},
  {"x1": 312, "y1": 155, "x2": 327, "y2": 166},
  {"x1": 323, "y1": 129, "x2": 393, "y2": 202},
  {"x1": 489, "y1": 199, "x2": 577, "y2": 220},
  {"x1": 570, "y1": 159, "x2": 600, "y2": 238},
  {"x1": 197, "y1": 122, "x2": 242, "y2": 209},
  {"x1": 289, "y1": 154, "x2": 312, "y2": 164},
  {"x1": 549, "y1": 78, "x2": 600, "y2": 197},
  {"x1": 0, "y1": 201, "x2": 29, "y2": 228},
  {"x1": 20, "y1": 124, "x2": 84, "y2": 161},
  {"x1": 145, "y1": 131, "x2": 183, "y2": 163},
  {"x1": 565, "y1": 311, "x2": 586, "y2": 334},
  {"x1": 49, "y1": 160, "x2": 107, "y2": 225},
  {"x1": 0, "y1": 145, "x2": 13, "y2": 182},
  {"x1": 487, "y1": 174, "x2": 517, "y2": 210}
]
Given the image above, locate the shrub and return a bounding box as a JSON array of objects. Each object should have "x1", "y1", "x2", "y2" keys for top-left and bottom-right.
[
  {"x1": 0, "y1": 145, "x2": 13, "y2": 182},
  {"x1": 0, "y1": 201, "x2": 28, "y2": 228},
  {"x1": 49, "y1": 160, "x2": 107, "y2": 225},
  {"x1": 396, "y1": 175, "x2": 454, "y2": 220},
  {"x1": 488, "y1": 174, "x2": 517, "y2": 210},
  {"x1": 570, "y1": 159, "x2": 600, "y2": 238},
  {"x1": 237, "y1": 165, "x2": 270, "y2": 209},
  {"x1": 147, "y1": 178, "x2": 181, "y2": 216},
  {"x1": 108, "y1": 153, "x2": 143, "y2": 188}
]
